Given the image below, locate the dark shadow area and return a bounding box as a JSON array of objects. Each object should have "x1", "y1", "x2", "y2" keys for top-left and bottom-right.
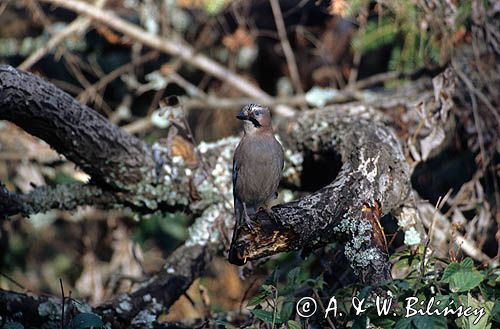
[
  {"x1": 299, "y1": 150, "x2": 343, "y2": 192},
  {"x1": 411, "y1": 147, "x2": 476, "y2": 206}
]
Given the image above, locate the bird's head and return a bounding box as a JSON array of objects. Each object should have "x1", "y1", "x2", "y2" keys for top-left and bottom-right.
[{"x1": 237, "y1": 104, "x2": 272, "y2": 133}]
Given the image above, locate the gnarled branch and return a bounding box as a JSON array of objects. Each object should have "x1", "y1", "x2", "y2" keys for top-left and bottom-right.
[
  {"x1": 0, "y1": 64, "x2": 415, "y2": 325},
  {"x1": 0, "y1": 65, "x2": 155, "y2": 192},
  {"x1": 230, "y1": 108, "x2": 410, "y2": 282}
]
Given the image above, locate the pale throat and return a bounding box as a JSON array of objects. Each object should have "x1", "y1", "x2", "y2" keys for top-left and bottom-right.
[{"x1": 243, "y1": 121, "x2": 259, "y2": 134}]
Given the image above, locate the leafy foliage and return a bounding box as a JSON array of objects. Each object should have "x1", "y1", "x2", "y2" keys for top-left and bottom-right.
[
  {"x1": 351, "y1": 0, "x2": 472, "y2": 72},
  {"x1": 245, "y1": 250, "x2": 499, "y2": 328},
  {"x1": 441, "y1": 258, "x2": 485, "y2": 293}
]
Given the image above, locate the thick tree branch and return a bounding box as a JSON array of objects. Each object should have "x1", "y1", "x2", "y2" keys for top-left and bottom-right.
[
  {"x1": 0, "y1": 64, "x2": 423, "y2": 325},
  {"x1": 0, "y1": 65, "x2": 155, "y2": 192},
  {"x1": 1, "y1": 182, "x2": 117, "y2": 216},
  {"x1": 96, "y1": 243, "x2": 216, "y2": 327},
  {"x1": 0, "y1": 289, "x2": 75, "y2": 328},
  {"x1": 0, "y1": 65, "x2": 222, "y2": 213},
  {"x1": 0, "y1": 288, "x2": 199, "y2": 329},
  {"x1": 0, "y1": 0, "x2": 494, "y2": 326}
]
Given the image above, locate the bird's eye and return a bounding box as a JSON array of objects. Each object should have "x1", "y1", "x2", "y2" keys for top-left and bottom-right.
[{"x1": 254, "y1": 111, "x2": 261, "y2": 116}]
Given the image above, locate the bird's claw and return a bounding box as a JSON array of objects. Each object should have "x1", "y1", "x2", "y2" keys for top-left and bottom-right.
[
  {"x1": 262, "y1": 208, "x2": 278, "y2": 224},
  {"x1": 244, "y1": 213, "x2": 254, "y2": 230}
]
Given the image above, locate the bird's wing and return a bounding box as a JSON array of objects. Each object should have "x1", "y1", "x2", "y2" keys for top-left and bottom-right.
[
  {"x1": 232, "y1": 157, "x2": 238, "y2": 190},
  {"x1": 232, "y1": 154, "x2": 243, "y2": 224},
  {"x1": 279, "y1": 142, "x2": 285, "y2": 171}
]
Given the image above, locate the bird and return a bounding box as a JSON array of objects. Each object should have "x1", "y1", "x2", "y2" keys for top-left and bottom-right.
[{"x1": 232, "y1": 104, "x2": 284, "y2": 229}]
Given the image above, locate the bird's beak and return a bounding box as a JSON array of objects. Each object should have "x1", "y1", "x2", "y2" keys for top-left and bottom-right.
[{"x1": 236, "y1": 111, "x2": 248, "y2": 120}]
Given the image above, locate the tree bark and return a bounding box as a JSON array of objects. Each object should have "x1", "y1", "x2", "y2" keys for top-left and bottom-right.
[
  {"x1": 0, "y1": 65, "x2": 415, "y2": 326},
  {"x1": 0, "y1": 65, "x2": 154, "y2": 191}
]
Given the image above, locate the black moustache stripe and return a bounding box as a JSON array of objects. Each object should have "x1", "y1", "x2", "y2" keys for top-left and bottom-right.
[{"x1": 250, "y1": 117, "x2": 261, "y2": 127}]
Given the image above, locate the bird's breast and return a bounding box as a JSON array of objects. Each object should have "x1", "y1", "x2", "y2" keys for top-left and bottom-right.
[{"x1": 234, "y1": 136, "x2": 283, "y2": 207}]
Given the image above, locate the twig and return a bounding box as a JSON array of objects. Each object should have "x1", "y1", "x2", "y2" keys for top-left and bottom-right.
[
  {"x1": 0, "y1": 1, "x2": 9, "y2": 17},
  {"x1": 353, "y1": 71, "x2": 401, "y2": 89},
  {"x1": 421, "y1": 190, "x2": 451, "y2": 275},
  {"x1": 269, "y1": 0, "x2": 304, "y2": 94},
  {"x1": 418, "y1": 201, "x2": 494, "y2": 265},
  {"x1": 347, "y1": 5, "x2": 368, "y2": 86},
  {"x1": 0, "y1": 271, "x2": 28, "y2": 291},
  {"x1": 453, "y1": 61, "x2": 500, "y2": 126},
  {"x1": 313, "y1": 289, "x2": 336, "y2": 329},
  {"x1": 121, "y1": 92, "x2": 347, "y2": 134},
  {"x1": 121, "y1": 86, "x2": 406, "y2": 135},
  {"x1": 38, "y1": 0, "x2": 297, "y2": 117},
  {"x1": 62, "y1": 52, "x2": 112, "y2": 115},
  {"x1": 121, "y1": 95, "x2": 309, "y2": 134},
  {"x1": 455, "y1": 63, "x2": 492, "y2": 178},
  {"x1": 352, "y1": 65, "x2": 444, "y2": 90},
  {"x1": 169, "y1": 72, "x2": 208, "y2": 99},
  {"x1": 19, "y1": 0, "x2": 108, "y2": 70},
  {"x1": 77, "y1": 50, "x2": 159, "y2": 103},
  {"x1": 59, "y1": 278, "x2": 65, "y2": 329},
  {"x1": 183, "y1": 94, "x2": 310, "y2": 109},
  {"x1": 25, "y1": 0, "x2": 52, "y2": 30}
]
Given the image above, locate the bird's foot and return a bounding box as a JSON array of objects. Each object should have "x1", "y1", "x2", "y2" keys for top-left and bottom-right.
[
  {"x1": 261, "y1": 207, "x2": 279, "y2": 224},
  {"x1": 244, "y1": 213, "x2": 254, "y2": 230}
]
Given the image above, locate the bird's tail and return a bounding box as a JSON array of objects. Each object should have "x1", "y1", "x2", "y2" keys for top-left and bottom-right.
[
  {"x1": 231, "y1": 197, "x2": 243, "y2": 245},
  {"x1": 234, "y1": 197, "x2": 243, "y2": 226}
]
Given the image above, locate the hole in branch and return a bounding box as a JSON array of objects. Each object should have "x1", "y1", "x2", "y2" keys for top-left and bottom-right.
[{"x1": 300, "y1": 149, "x2": 342, "y2": 192}]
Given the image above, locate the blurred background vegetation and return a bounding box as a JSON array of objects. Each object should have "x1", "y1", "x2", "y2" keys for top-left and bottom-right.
[{"x1": 0, "y1": 0, "x2": 498, "y2": 328}]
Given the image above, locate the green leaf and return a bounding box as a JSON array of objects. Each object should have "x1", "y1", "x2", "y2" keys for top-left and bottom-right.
[
  {"x1": 250, "y1": 309, "x2": 282, "y2": 324},
  {"x1": 261, "y1": 284, "x2": 273, "y2": 293},
  {"x1": 247, "y1": 291, "x2": 268, "y2": 307},
  {"x1": 371, "y1": 317, "x2": 397, "y2": 328},
  {"x1": 353, "y1": 19, "x2": 398, "y2": 53},
  {"x1": 394, "y1": 316, "x2": 414, "y2": 329},
  {"x1": 67, "y1": 313, "x2": 103, "y2": 329},
  {"x1": 280, "y1": 301, "x2": 294, "y2": 321},
  {"x1": 2, "y1": 322, "x2": 24, "y2": 329},
  {"x1": 415, "y1": 316, "x2": 447, "y2": 329},
  {"x1": 357, "y1": 285, "x2": 375, "y2": 300},
  {"x1": 441, "y1": 258, "x2": 484, "y2": 292},
  {"x1": 313, "y1": 275, "x2": 326, "y2": 290},
  {"x1": 455, "y1": 293, "x2": 493, "y2": 329},
  {"x1": 492, "y1": 298, "x2": 500, "y2": 324},
  {"x1": 264, "y1": 268, "x2": 279, "y2": 286},
  {"x1": 462, "y1": 258, "x2": 474, "y2": 268},
  {"x1": 286, "y1": 320, "x2": 301, "y2": 329},
  {"x1": 287, "y1": 267, "x2": 301, "y2": 285},
  {"x1": 395, "y1": 315, "x2": 446, "y2": 329},
  {"x1": 352, "y1": 315, "x2": 369, "y2": 329},
  {"x1": 204, "y1": 0, "x2": 226, "y2": 15},
  {"x1": 393, "y1": 279, "x2": 410, "y2": 291},
  {"x1": 213, "y1": 319, "x2": 231, "y2": 328}
]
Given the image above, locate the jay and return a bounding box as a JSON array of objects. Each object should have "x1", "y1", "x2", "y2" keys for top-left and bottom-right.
[{"x1": 232, "y1": 104, "x2": 284, "y2": 228}]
